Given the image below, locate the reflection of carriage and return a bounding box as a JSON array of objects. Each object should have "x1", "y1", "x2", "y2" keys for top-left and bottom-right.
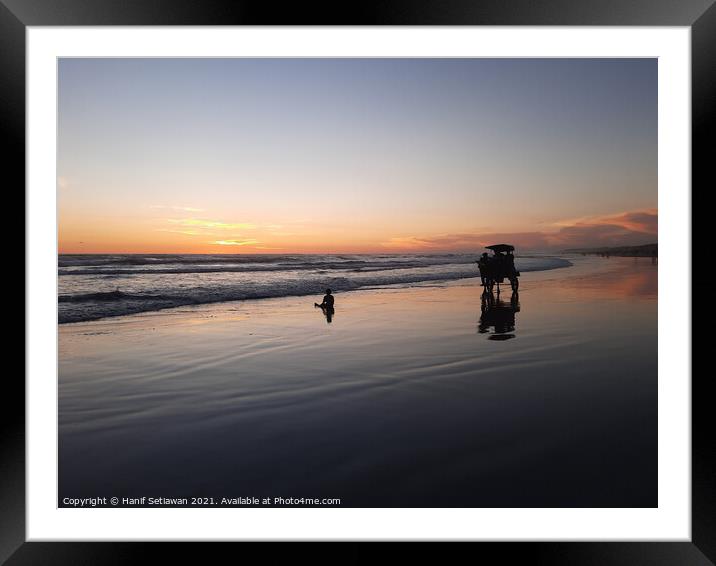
[
  {"x1": 477, "y1": 244, "x2": 520, "y2": 292},
  {"x1": 478, "y1": 291, "x2": 520, "y2": 340}
]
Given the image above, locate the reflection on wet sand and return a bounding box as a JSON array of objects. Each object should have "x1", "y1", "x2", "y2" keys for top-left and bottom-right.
[
  {"x1": 318, "y1": 305, "x2": 335, "y2": 323},
  {"x1": 478, "y1": 290, "x2": 521, "y2": 340},
  {"x1": 550, "y1": 258, "x2": 657, "y2": 300}
]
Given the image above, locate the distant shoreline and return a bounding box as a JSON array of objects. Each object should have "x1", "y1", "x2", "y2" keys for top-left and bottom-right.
[{"x1": 564, "y1": 243, "x2": 657, "y2": 258}]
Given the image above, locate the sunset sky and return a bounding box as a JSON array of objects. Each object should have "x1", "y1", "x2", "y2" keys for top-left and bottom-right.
[{"x1": 58, "y1": 58, "x2": 657, "y2": 254}]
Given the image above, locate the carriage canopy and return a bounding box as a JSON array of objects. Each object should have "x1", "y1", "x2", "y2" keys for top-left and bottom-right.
[{"x1": 485, "y1": 244, "x2": 515, "y2": 253}]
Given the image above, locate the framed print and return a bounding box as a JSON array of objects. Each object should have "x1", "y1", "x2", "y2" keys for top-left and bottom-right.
[{"x1": 7, "y1": 0, "x2": 713, "y2": 563}]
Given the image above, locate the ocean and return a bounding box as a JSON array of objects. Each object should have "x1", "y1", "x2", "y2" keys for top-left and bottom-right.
[{"x1": 58, "y1": 253, "x2": 572, "y2": 323}]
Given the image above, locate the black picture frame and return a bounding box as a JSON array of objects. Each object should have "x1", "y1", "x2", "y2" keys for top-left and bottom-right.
[{"x1": 6, "y1": 1, "x2": 711, "y2": 563}]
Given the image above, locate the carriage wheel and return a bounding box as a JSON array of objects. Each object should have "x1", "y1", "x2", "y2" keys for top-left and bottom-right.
[{"x1": 511, "y1": 277, "x2": 519, "y2": 292}]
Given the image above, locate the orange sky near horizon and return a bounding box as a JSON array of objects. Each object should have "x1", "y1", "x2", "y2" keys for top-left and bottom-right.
[{"x1": 58, "y1": 203, "x2": 658, "y2": 255}]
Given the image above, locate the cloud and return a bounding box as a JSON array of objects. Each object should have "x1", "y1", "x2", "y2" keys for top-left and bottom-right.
[
  {"x1": 150, "y1": 205, "x2": 205, "y2": 212},
  {"x1": 157, "y1": 218, "x2": 294, "y2": 238},
  {"x1": 553, "y1": 208, "x2": 657, "y2": 234},
  {"x1": 548, "y1": 208, "x2": 657, "y2": 248},
  {"x1": 382, "y1": 232, "x2": 552, "y2": 251},
  {"x1": 212, "y1": 239, "x2": 260, "y2": 246},
  {"x1": 167, "y1": 218, "x2": 257, "y2": 230},
  {"x1": 381, "y1": 208, "x2": 657, "y2": 251},
  {"x1": 155, "y1": 228, "x2": 204, "y2": 236}
]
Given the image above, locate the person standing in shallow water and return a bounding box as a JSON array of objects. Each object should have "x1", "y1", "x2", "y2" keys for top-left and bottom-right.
[
  {"x1": 315, "y1": 289, "x2": 335, "y2": 323},
  {"x1": 315, "y1": 289, "x2": 335, "y2": 309}
]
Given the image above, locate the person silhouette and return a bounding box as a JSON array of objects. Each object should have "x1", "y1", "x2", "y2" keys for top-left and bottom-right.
[
  {"x1": 315, "y1": 288, "x2": 334, "y2": 309},
  {"x1": 315, "y1": 289, "x2": 335, "y2": 323},
  {"x1": 477, "y1": 252, "x2": 490, "y2": 286}
]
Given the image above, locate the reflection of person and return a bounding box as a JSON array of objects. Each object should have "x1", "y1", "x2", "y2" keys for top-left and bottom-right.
[
  {"x1": 321, "y1": 306, "x2": 334, "y2": 323},
  {"x1": 315, "y1": 289, "x2": 334, "y2": 309}
]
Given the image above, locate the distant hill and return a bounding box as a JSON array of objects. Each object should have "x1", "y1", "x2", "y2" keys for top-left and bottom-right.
[{"x1": 564, "y1": 243, "x2": 657, "y2": 257}]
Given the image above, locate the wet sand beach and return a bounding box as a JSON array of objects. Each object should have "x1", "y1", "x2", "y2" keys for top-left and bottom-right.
[{"x1": 59, "y1": 256, "x2": 657, "y2": 507}]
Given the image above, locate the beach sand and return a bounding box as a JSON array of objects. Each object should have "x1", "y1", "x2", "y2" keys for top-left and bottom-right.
[{"x1": 59, "y1": 256, "x2": 657, "y2": 507}]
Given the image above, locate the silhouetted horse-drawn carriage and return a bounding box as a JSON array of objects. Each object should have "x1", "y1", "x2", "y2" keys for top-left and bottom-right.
[{"x1": 477, "y1": 244, "x2": 520, "y2": 292}]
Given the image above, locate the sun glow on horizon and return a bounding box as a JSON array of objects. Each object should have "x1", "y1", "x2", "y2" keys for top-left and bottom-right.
[{"x1": 58, "y1": 206, "x2": 658, "y2": 254}]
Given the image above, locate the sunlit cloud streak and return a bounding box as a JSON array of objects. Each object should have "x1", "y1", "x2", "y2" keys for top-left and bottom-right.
[
  {"x1": 548, "y1": 208, "x2": 657, "y2": 248},
  {"x1": 552, "y1": 208, "x2": 657, "y2": 234},
  {"x1": 213, "y1": 239, "x2": 261, "y2": 246},
  {"x1": 167, "y1": 218, "x2": 257, "y2": 230},
  {"x1": 382, "y1": 232, "x2": 552, "y2": 251},
  {"x1": 150, "y1": 205, "x2": 205, "y2": 212},
  {"x1": 155, "y1": 228, "x2": 204, "y2": 236},
  {"x1": 156, "y1": 219, "x2": 298, "y2": 242},
  {"x1": 381, "y1": 209, "x2": 657, "y2": 251}
]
